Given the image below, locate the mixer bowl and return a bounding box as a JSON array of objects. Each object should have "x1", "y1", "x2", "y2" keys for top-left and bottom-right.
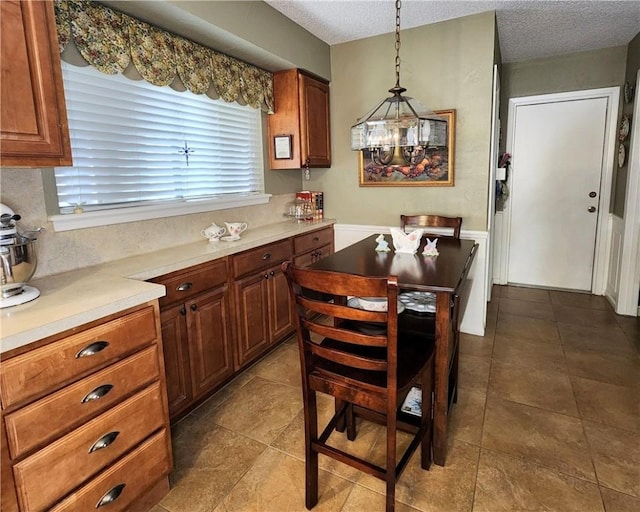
[{"x1": 0, "y1": 236, "x2": 38, "y2": 298}]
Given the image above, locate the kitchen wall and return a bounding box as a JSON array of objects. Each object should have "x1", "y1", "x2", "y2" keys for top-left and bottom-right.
[
  {"x1": 0, "y1": 168, "x2": 297, "y2": 278},
  {"x1": 500, "y1": 45, "x2": 628, "y2": 214},
  {"x1": 619, "y1": 31, "x2": 640, "y2": 218},
  {"x1": 307, "y1": 11, "x2": 497, "y2": 231},
  {"x1": 0, "y1": 0, "x2": 331, "y2": 280}
]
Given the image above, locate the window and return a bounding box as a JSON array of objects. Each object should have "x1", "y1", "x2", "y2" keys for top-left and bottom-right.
[{"x1": 52, "y1": 63, "x2": 268, "y2": 231}]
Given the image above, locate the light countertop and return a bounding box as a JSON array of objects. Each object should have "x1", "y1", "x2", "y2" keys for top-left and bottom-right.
[{"x1": 0, "y1": 220, "x2": 334, "y2": 354}]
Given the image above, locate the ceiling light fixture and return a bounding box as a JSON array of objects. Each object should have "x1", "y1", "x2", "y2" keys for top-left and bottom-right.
[{"x1": 350, "y1": 0, "x2": 446, "y2": 166}]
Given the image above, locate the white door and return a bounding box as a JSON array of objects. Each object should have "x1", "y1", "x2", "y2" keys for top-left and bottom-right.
[{"x1": 507, "y1": 97, "x2": 608, "y2": 291}]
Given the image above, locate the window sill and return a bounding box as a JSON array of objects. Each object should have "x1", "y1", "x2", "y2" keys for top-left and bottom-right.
[{"x1": 49, "y1": 194, "x2": 272, "y2": 232}]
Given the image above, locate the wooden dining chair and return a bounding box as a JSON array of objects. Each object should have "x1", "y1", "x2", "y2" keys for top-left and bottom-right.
[
  {"x1": 400, "y1": 214, "x2": 462, "y2": 239},
  {"x1": 282, "y1": 261, "x2": 435, "y2": 512}
]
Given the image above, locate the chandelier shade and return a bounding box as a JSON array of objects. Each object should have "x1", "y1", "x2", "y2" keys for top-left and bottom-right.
[{"x1": 350, "y1": 0, "x2": 445, "y2": 166}]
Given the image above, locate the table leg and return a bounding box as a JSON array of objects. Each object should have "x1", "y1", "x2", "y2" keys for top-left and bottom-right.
[{"x1": 433, "y1": 292, "x2": 452, "y2": 466}]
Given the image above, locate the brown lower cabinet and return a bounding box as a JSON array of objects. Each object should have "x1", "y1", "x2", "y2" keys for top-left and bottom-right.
[
  {"x1": 233, "y1": 262, "x2": 294, "y2": 368},
  {"x1": 151, "y1": 259, "x2": 234, "y2": 421},
  {"x1": 0, "y1": 301, "x2": 172, "y2": 512},
  {"x1": 152, "y1": 225, "x2": 334, "y2": 423}
]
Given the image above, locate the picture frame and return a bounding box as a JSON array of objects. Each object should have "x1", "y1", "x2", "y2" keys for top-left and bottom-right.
[
  {"x1": 274, "y1": 135, "x2": 292, "y2": 159},
  {"x1": 359, "y1": 109, "x2": 456, "y2": 187}
]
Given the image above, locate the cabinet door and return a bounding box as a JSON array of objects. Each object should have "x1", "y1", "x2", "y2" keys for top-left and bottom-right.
[
  {"x1": 0, "y1": 0, "x2": 72, "y2": 167},
  {"x1": 186, "y1": 287, "x2": 234, "y2": 398},
  {"x1": 158, "y1": 304, "x2": 192, "y2": 418},
  {"x1": 267, "y1": 266, "x2": 294, "y2": 344},
  {"x1": 233, "y1": 273, "x2": 270, "y2": 368},
  {"x1": 299, "y1": 73, "x2": 331, "y2": 167}
]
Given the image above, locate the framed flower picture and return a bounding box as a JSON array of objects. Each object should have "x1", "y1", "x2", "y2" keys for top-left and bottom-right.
[{"x1": 359, "y1": 109, "x2": 456, "y2": 187}]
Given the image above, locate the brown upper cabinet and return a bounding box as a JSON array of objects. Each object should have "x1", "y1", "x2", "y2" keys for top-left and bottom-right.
[
  {"x1": 268, "y1": 69, "x2": 331, "y2": 170},
  {"x1": 1, "y1": 0, "x2": 72, "y2": 168}
]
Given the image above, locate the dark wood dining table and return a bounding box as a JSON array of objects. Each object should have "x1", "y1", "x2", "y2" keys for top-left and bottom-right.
[{"x1": 310, "y1": 234, "x2": 478, "y2": 466}]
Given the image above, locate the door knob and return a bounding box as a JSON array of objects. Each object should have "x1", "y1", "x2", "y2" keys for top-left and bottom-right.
[
  {"x1": 589, "y1": 191, "x2": 597, "y2": 198},
  {"x1": 588, "y1": 206, "x2": 596, "y2": 213}
]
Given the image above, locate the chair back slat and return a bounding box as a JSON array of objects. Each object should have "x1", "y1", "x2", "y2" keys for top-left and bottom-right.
[
  {"x1": 301, "y1": 318, "x2": 388, "y2": 347},
  {"x1": 298, "y1": 295, "x2": 388, "y2": 324},
  {"x1": 307, "y1": 341, "x2": 388, "y2": 372},
  {"x1": 401, "y1": 214, "x2": 462, "y2": 239}
]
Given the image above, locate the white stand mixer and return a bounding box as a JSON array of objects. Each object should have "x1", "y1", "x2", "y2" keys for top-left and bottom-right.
[{"x1": 0, "y1": 203, "x2": 41, "y2": 308}]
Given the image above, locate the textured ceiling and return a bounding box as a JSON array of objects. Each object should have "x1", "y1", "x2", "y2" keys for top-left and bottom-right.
[{"x1": 264, "y1": 0, "x2": 640, "y2": 63}]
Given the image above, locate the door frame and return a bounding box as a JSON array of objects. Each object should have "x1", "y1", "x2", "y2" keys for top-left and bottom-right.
[
  {"x1": 616, "y1": 69, "x2": 640, "y2": 316},
  {"x1": 501, "y1": 87, "x2": 620, "y2": 294}
]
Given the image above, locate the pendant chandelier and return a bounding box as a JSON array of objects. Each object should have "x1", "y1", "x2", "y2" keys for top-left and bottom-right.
[{"x1": 350, "y1": 0, "x2": 446, "y2": 166}]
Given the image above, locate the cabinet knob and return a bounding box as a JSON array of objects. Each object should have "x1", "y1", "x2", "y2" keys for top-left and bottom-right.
[
  {"x1": 190, "y1": 304, "x2": 198, "y2": 312},
  {"x1": 96, "y1": 484, "x2": 126, "y2": 508},
  {"x1": 81, "y1": 384, "x2": 113, "y2": 403},
  {"x1": 264, "y1": 273, "x2": 269, "y2": 279},
  {"x1": 180, "y1": 306, "x2": 187, "y2": 316},
  {"x1": 270, "y1": 271, "x2": 275, "y2": 276},
  {"x1": 76, "y1": 341, "x2": 109, "y2": 359},
  {"x1": 313, "y1": 236, "x2": 319, "y2": 242},
  {"x1": 89, "y1": 431, "x2": 120, "y2": 453}
]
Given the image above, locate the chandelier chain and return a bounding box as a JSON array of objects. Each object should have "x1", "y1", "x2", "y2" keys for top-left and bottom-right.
[{"x1": 394, "y1": 0, "x2": 401, "y2": 88}]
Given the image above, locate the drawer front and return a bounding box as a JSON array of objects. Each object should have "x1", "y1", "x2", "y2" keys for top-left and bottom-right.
[
  {"x1": 49, "y1": 429, "x2": 171, "y2": 512},
  {"x1": 13, "y1": 382, "x2": 165, "y2": 512},
  {"x1": 0, "y1": 305, "x2": 158, "y2": 409},
  {"x1": 294, "y1": 227, "x2": 333, "y2": 255},
  {"x1": 5, "y1": 345, "x2": 160, "y2": 459},
  {"x1": 231, "y1": 239, "x2": 293, "y2": 277},
  {"x1": 294, "y1": 243, "x2": 332, "y2": 268},
  {"x1": 152, "y1": 258, "x2": 227, "y2": 308}
]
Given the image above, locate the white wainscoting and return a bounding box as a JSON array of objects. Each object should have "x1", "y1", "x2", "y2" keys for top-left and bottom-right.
[
  {"x1": 333, "y1": 224, "x2": 488, "y2": 336},
  {"x1": 605, "y1": 214, "x2": 624, "y2": 309}
]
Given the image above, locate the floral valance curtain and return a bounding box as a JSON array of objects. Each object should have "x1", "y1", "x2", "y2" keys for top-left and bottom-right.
[{"x1": 54, "y1": 0, "x2": 274, "y2": 112}]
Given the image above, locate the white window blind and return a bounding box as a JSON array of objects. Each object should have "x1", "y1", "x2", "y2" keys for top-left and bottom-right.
[{"x1": 55, "y1": 62, "x2": 264, "y2": 212}]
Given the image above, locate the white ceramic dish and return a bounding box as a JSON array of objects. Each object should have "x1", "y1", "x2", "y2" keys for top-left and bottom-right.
[
  {"x1": 348, "y1": 297, "x2": 405, "y2": 314},
  {"x1": 220, "y1": 235, "x2": 241, "y2": 242}
]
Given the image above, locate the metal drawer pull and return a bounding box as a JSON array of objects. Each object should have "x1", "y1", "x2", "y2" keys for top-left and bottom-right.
[
  {"x1": 76, "y1": 341, "x2": 109, "y2": 359},
  {"x1": 89, "y1": 431, "x2": 120, "y2": 453},
  {"x1": 261, "y1": 252, "x2": 271, "y2": 260},
  {"x1": 176, "y1": 282, "x2": 192, "y2": 291},
  {"x1": 96, "y1": 483, "x2": 126, "y2": 508},
  {"x1": 81, "y1": 384, "x2": 113, "y2": 403},
  {"x1": 313, "y1": 236, "x2": 319, "y2": 242}
]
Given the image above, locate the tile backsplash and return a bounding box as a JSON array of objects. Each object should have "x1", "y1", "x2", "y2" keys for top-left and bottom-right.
[{"x1": 1, "y1": 168, "x2": 294, "y2": 278}]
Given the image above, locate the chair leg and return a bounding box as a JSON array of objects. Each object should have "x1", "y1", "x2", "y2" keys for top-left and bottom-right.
[
  {"x1": 334, "y1": 398, "x2": 346, "y2": 432},
  {"x1": 346, "y1": 403, "x2": 356, "y2": 441},
  {"x1": 421, "y1": 362, "x2": 434, "y2": 470},
  {"x1": 304, "y1": 391, "x2": 319, "y2": 509},
  {"x1": 386, "y1": 408, "x2": 397, "y2": 512}
]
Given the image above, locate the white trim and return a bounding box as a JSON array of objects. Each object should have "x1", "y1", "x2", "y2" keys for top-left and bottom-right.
[
  {"x1": 50, "y1": 194, "x2": 272, "y2": 232},
  {"x1": 502, "y1": 87, "x2": 619, "y2": 294},
  {"x1": 486, "y1": 64, "x2": 500, "y2": 303},
  {"x1": 333, "y1": 223, "x2": 488, "y2": 336},
  {"x1": 616, "y1": 69, "x2": 640, "y2": 316}
]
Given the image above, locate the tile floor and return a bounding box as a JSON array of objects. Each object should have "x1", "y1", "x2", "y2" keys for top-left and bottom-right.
[{"x1": 152, "y1": 286, "x2": 640, "y2": 512}]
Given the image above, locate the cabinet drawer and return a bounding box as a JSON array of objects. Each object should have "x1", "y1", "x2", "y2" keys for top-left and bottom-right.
[
  {"x1": 294, "y1": 243, "x2": 332, "y2": 268},
  {"x1": 152, "y1": 258, "x2": 227, "y2": 308},
  {"x1": 294, "y1": 227, "x2": 333, "y2": 255},
  {"x1": 13, "y1": 382, "x2": 165, "y2": 512},
  {"x1": 5, "y1": 346, "x2": 160, "y2": 459},
  {"x1": 49, "y1": 429, "x2": 171, "y2": 512},
  {"x1": 0, "y1": 305, "x2": 158, "y2": 409},
  {"x1": 231, "y1": 239, "x2": 293, "y2": 277}
]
